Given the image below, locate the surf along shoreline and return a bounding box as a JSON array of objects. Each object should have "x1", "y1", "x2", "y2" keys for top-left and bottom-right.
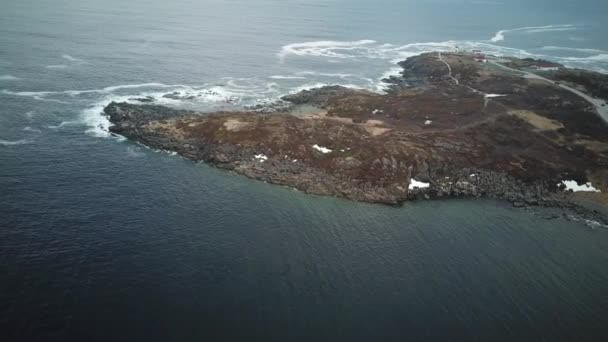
[{"x1": 103, "y1": 51, "x2": 608, "y2": 224}]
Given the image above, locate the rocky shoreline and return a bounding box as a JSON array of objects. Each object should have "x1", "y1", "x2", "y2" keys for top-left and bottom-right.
[{"x1": 103, "y1": 52, "x2": 608, "y2": 224}]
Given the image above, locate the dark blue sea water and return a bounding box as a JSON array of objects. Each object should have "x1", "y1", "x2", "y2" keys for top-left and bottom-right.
[{"x1": 2, "y1": 0, "x2": 608, "y2": 340}]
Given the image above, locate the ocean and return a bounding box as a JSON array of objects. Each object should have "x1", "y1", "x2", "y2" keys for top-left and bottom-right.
[{"x1": 1, "y1": 0, "x2": 608, "y2": 340}]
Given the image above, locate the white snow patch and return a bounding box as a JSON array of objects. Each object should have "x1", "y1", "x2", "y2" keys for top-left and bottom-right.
[
  {"x1": 254, "y1": 154, "x2": 268, "y2": 162},
  {"x1": 424, "y1": 120, "x2": 433, "y2": 125},
  {"x1": 559, "y1": 180, "x2": 601, "y2": 192},
  {"x1": 408, "y1": 179, "x2": 430, "y2": 190},
  {"x1": 312, "y1": 144, "x2": 332, "y2": 154},
  {"x1": 484, "y1": 94, "x2": 506, "y2": 98}
]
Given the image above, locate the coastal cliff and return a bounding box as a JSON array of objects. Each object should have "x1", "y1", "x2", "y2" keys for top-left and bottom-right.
[{"x1": 103, "y1": 52, "x2": 608, "y2": 217}]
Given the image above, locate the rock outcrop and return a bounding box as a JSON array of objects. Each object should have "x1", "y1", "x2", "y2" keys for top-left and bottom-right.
[{"x1": 103, "y1": 52, "x2": 608, "y2": 221}]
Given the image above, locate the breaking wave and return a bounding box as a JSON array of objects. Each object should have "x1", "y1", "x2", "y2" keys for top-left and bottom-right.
[
  {"x1": 278, "y1": 40, "x2": 376, "y2": 61},
  {"x1": 0, "y1": 138, "x2": 31, "y2": 146},
  {"x1": 562, "y1": 54, "x2": 608, "y2": 63},
  {"x1": 0, "y1": 75, "x2": 19, "y2": 81},
  {"x1": 490, "y1": 24, "x2": 577, "y2": 42},
  {"x1": 541, "y1": 46, "x2": 607, "y2": 54},
  {"x1": 23, "y1": 126, "x2": 42, "y2": 133},
  {"x1": 269, "y1": 75, "x2": 307, "y2": 80},
  {"x1": 62, "y1": 54, "x2": 86, "y2": 63},
  {"x1": 5, "y1": 29, "x2": 607, "y2": 141},
  {"x1": 45, "y1": 64, "x2": 69, "y2": 69}
]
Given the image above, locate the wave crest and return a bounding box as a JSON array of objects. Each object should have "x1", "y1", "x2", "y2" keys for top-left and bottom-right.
[
  {"x1": 489, "y1": 24, "x2": 577, "y2": 42},
  {"x1": 278, "y1": 40, "x2": 376, "y2": 61},
  {"x1": 0, "y1": 138, "x2": 31, "y2": 146}
]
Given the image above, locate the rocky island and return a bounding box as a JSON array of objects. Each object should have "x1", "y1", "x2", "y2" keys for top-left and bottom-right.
[{"x1": 103, "y1": 52, "x2": 608, "y2": 220}]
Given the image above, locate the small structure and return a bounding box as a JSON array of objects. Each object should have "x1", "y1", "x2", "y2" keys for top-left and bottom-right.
[
  {"x1": 530, "y1": 59, "x2": 561, "y2": 71},
  {"x1": 473, "y1": 51, "x2": 487, "y2": 63}
]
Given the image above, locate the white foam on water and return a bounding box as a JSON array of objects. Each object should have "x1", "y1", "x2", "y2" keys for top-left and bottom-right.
[
  {"x1": 7, "y1": 32, "x2": 606, "y2": 144},
  {"x1": 379, "y1": 67, "x2": 403, "y2": 80},
  {"x1": 2, "y1": 90, "x2": 55, "y2": 97},
  {"x1": 78, "y1": 82, "x2": 275, "y2": 138},
  {"x1": 48, "y1": 121, "x2": 79, "y2": 129},
  {"x1": 525, "y1": 27, "x2": 578, "y2": 34},
  {"x1": 23, "y1": 126, "x2": 42, "y2": 133},
  {"x1": 0, "y1": 75, "x2": 19, "y2": 81},
  {"x1": 45, "y1": 64, "x2": 68, "y2": 69},
  {"x1": 125, "y1": 146, "x2": 146, "y2": 158},
  {"x1": 81, "y1": 95, "x2": 132, "y2": 138},
  {"x1": 375, "y1": 67, "x2": 403, "y2": 92},
  {"x1": 289, "y1": 83, "x2": 331, "y2": 94},
  {"x1": 102, "y1": 83, "x2": 186, "y2": 92},
  {"x1": 584, "y1": 220, "x2": 608, "y2": 229},
  {"x1": 2, "y1": 90, "x2": 70, "y2": 103},
  {"x1": 62, "y1": 54, "x2": 86, "y2": 63},
  {"x1": 288, "y1": 82, "x2": 365, "y2": 94},
  {"x1": 269, "y1": 75, "x2": 307, "y2": 80},
  {"x1": 276, "y1": 39, "x2": 556, "y2": 95},
  {"x1": 489, "y1": 24, "x2": 577, "y2": 42},
  {"x1": 470, "y1": 0, "x2": 505, "y2": 4},
  {"x1": 0, "y1": 138, "x2": 31, "y2": 146},
  {"x1": 278, "y1": 40, "x2": 376, "y2": 61},
  {"x1": 541, "y1": 46, "x2": 606, "y2": 54}
]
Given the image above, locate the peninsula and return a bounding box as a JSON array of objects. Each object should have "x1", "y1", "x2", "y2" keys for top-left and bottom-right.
[{"x1": 103, "y1": 52, "x2": 608, "y2": 217}]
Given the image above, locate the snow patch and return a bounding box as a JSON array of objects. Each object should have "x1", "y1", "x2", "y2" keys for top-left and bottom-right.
[
  {"x1": 559, "y1": 180, "x2": 600, "y2": 192},
  {"x1": 312, "y1": 144, "x2": 332, "y2": 154},
  {"x1": 269, "y1": 75, "x2": 307, "y2": 80},
  {"x1": 254, "y1": 154, "x2": 268, "y2": 162},
  {"x1": 490, "y1": 30, "x2": 506, "y2": 42},
  {"x1": 62, "y1": 54, "x2": 86, "y2": 63},
  {"x1": 424, "y1": 120, "x2": 433, "y2": 125},
  {"x1": 409, "y1": 179, "x2": 430, "y2": 190}
]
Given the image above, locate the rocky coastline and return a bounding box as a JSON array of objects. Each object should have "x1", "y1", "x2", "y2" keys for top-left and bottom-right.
[{"x1": 103, "y1": 52, "x2": 608, "y2": 223}]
